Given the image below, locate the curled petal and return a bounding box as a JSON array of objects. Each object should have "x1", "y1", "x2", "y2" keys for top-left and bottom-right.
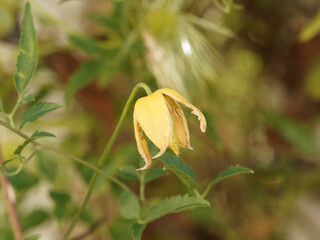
[
  {"x1": 163, "y1": 95, "x2": 192, "y2": 149},
  {"x1": 134, "y1": 115, "x2": 152, "y2": 171},
  {"x1": 134, "y1": 91, "x2": 171, "y2": 162},
  {"x1": 158, "y1": 88, "x2": 207, "y2": 132}
]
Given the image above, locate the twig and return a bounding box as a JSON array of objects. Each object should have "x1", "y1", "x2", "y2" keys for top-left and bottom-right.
[{"x1": 0, "y1": 142, "x2": 24, "y2": 240}]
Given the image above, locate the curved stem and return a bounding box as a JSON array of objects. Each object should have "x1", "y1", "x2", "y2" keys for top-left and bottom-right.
[
  {"x1": 7, "y1": 96, "x2": 21, "y2": 128},
  {"x1": 63, "y1": 83, "x2": 152, "y2": 239}
]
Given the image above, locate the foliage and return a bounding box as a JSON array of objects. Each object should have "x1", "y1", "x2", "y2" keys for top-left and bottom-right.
[{"x1": 1, "y1": 0, "x2": 319, "y2": 239}]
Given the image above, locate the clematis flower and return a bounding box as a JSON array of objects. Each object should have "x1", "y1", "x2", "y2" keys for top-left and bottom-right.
[{"x1": 133, "y1": 88, "x2": 206, "y2": 171}]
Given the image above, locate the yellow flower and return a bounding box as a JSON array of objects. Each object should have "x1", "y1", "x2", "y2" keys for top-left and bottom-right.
[{"x1": 133, "y1": 88, "x2": 206, "y2": 171}]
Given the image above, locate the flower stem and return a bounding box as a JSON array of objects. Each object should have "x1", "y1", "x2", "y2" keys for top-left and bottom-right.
[
  {"x1": 139, "y1": 171, "x2": 146, "y2": 203},
  {"x1": 63, "y1": 83, "x2": 152, "y2": 239}
]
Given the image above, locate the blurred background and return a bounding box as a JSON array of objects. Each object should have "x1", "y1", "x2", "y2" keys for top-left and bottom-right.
[{"x1": 0, "y1": 0, "x2": 320, "y2": 239}]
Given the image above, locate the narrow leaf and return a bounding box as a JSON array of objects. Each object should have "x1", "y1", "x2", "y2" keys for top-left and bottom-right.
[
  {"x1": 119, "y1": 190, "x2": 140, "y2": 219},
  {"x1": 15, "y1": 130, "x2": 56, "y2": 155},
  {"x1": 161, "y1": 154, "x2": 195, "y2": 178},
  {"x1": 20, "y1": 102, "x2": 61, "y2": 129},
  {"x1": 202, "y1": 165, "x2": 253, "y2": 198},
  {"x1": 22, "y1": 210, "x2": 49, "y2": 231},
  {"x1": 210, "y1": 165, "x2": 253, "y2": 185},
  {"x1": 131, "y1": 223, "x2": 146, "y2": 240},
  {"x1": 19, "y1": 93, "x2": 35, "y2": 105},
  {"x1": 145, "y1": 195, "x2": 210, "y2": 223},
  {"x1": 265, "y1": 113, "x2": 316, "y2": 153},
  {"x1": 161, "y1": 154, "x2": 198, "y2": 190},
  {"x1": 69, "y1": 34, "x2": 100, "y2": 53},
  {"x1": 299, "y1": 9, "x2": 320, "y2": 42},
  {"x1": 50, "y1": 191, "x2": 71, "y2": 221},
  {"x1": 14, "y1": 2, "x2": 38, "y2": 94},
  {"x1": 65, "y1": 60, "x2": 102, "y2": 104}
]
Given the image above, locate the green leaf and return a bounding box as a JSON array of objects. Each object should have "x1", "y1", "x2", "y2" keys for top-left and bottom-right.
[
  {"x1": 22, "y1": 210, "x2": 49, "y2": 231},
  {"x1": 19, "y1": 93, "x2": 35, "y2": 105},
  {"x1": 65, "y1": 60, "x2": 103, "y2": 104},
  {"x1": 59, "y1": 0, "x2": 76, "y2": 4},
  {"x1": 202, "y1": 165, "x2": 254, "y2": 198},
  {"x1": 9, "y1": 170, "x2": 38, "y2": 190},
  {"x1": 37, "y1": 150, "x2": 58, "y2": 181},
  {"x1": 69, "y1": 34, "x2": 100, "y2": 53},
  {"x1": 20, "y1": 102, "x2": 61, "y2": 129},
  {"x1": 115, "y1": 30, "x2": 138, "y2": 63},
  {"x1": 161, "y1": 154, "x2": 198, "y2": 190},
  {"x1": 305, "y1": 60, "x2": 320, "y2": 100},
  {"x1": 210, "y1": 165, "x2": 253, "y2": 185},
  {"x1": 145, "y1": 194, "x2": 210, "y2": 223},
  {"x1": 145, "y1": 168, "x2": 168, "y2": 183},
  {"x1": 130, "y1": 223, "x2": 146, "y2": 240},
  {"x1": 50, "y1": 191, "x2": 71, "y2": 221},
  {"x1": 299, "y1": 9, "x2": 320, "y2": 42},
  {"x1": 117, "y1": 165, "x2": 139, "y2": 180},
  {"x1": 15, "y1": 130, "x2": 56, "y2": 155},
  {"x1": 119, "y1": 190, "x2": 140, "y2": 219},
  {"x1": 14, "y1": 2, "x2": 37, "y2": 94},
  {"x1": 265, "y1": 113, "x2": 316, "y2": 153},
  {"x1": 25, "y1": 235, "x2": 41, "y2": 240}
]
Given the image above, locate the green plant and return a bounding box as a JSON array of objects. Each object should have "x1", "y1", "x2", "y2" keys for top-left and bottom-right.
[{"x1": 0, "y1": 2, "x2": 254, "y2": 240}]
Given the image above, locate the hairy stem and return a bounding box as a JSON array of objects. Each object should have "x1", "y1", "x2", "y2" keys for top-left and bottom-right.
[
  {"x1": 0, "y1": 142, "x2": 24, "y2": 240},
  {"x1": 63, "y1": 83, "x2": 152, "y2": 239}
]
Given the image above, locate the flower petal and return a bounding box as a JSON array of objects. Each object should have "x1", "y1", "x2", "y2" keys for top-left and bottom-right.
[
  {"x1": 134, "y1": 91, "x2": 171, "y2": 161},
  {"x1": 163, "y1": 95, "x2": 192, "y2": 150},
  {"x1": 158, "y1": 88, "x2": 207, "y2": 132},
  {"x1": 134, "y1": 114, "x2": 152, "y2": 171}
]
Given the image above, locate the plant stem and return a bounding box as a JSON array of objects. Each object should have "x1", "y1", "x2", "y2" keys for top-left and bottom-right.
[
  {"x1": 63, "y1": 83, "x2": 152, "y2": 239},
  {"x1": 0, "y1": 119, "x2": 29, "y2": 140},
  {"x1": 40, "y1": 145, "x2": 130, "y2": 192},
  {"x1": 139, "y1": 171, "x2": 146, "y2": 203},
  {"x1": 7, "y1": 96, "x2": 21, "y2": 129},
  {"x1": 0, "y1": 142, "x2": 24, "y2": 240},
  {"x1": 0, "y1": 119, "x2": 131, "y2": 191}
]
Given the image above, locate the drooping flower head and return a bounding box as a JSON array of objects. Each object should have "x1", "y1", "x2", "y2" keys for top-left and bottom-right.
[{"x1": 134, "y1": 88, "x2": 206, "y2": 170}]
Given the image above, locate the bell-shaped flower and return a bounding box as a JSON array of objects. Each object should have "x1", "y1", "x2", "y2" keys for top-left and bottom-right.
[{"x1": 133, "y1": 88, "x2": 206, "y2": 170}]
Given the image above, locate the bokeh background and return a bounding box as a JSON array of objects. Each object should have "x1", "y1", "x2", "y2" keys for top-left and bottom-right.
[{"x1": 1, "y1": 0, "x2": 320, "y2": 239}]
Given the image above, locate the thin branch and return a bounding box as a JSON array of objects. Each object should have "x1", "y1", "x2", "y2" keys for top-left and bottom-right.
[
  {"x1": 0, "y1": 142, "x2": 24, "y2": 240},
  {"x1": 0, "y1": 119, "x2": 130, "y2": 191}
]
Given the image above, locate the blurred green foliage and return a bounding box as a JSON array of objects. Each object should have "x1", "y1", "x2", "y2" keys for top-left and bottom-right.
[{"x1": 0, "y1": 0, "x2": 320, "y2": 240}]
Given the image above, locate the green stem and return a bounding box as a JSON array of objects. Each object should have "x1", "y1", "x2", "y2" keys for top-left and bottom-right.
[
  {"x1": 139, "y1": 171, "x2": 146, "y2": 203},
  {"x1": 0, "y1": 119, "x2": 131, "y2": 191},
  {"x1": 63, "y1": 83, "x2": 152, "y2": 239},
  {"x1": 193, "y1": 189, "x2": 201, "y2": 198},
  {"x1": 7, "y1": 96, "x2": 21, "y2": 128},
  {"x1": 41, "y1": 145, "x2": 131, "y2": 192}
]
